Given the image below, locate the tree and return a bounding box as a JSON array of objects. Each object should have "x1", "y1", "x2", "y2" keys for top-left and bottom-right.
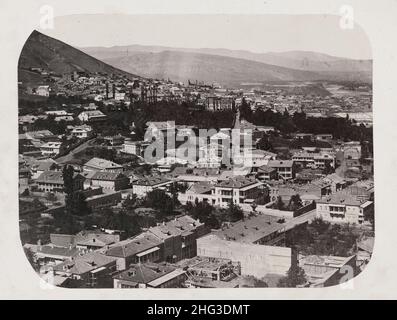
[
  {"x1": 169, "y1": 183, "x2": 181, "y2": 206},
  {"x1": 240, "y1": 275, "x2": 269, "y2": 288},
  {"x1": 323, "y1": 161, "x2": 335, "y2": 175},
  {"x1": 53, "y1": 209, "x2": 79, "y2": 234},
  {"x1": 288, "y1": 194, "x2": 303, "y2": 212},
  {"x1": 100, "y1": 209, "x2": 141, "y2": 238},
  {"x1": 256, "y1": 136, "x2": 274, "y2": 152},
  {"x1": 364, "y1": 205, "x2": 375, "y2": 230},
  {"x1": 63, "y1": 165, "x2": 90, "y2": 217},
  {"x1": 273, "y1": 196, "x2": 285, "y2": 210},
  {"x1": 285, "y1": 217, "x2": 359, "y2": 257},
  {"x1": 73, "y1": 192, "x2": 91, "y2": 216},
  {"x1": 239, "y1": 98, "x2": 253, "y2": 122},
  {"x1": 226, "y1": 202, "x2": 244, "y2": 222},
  {"x1": 144, "y1": 189, "x2": 175, "y2": 216},
  {"x1": 123, "y1": 194, "x2": 138, "y2": 210},
  {"x1": 62, "y1": 165, "x2": 75, "y2": 216},
  {"x1": 24, "y1": 247, "x2": 39, "y2": 272},
  {"x1": 277, "y1": 265, "x2": 307, "y2": 287},
  {"x1": 186, "y1": 200, "x2": 220, "y2": 229}
]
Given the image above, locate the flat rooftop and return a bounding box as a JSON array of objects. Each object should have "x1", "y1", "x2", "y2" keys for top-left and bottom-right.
[{"x1": 212, "y1": 214, "x2": 285, "y2": 244}]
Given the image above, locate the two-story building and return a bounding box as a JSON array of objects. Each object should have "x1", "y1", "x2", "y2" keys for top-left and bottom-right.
[
  {"x1": 40, "y1": 141, "x2": 63, "y2": 156},
  {"x1": 53, "y1": 251, "x2": 118, "y2": 288},
  {"x1": 90, "y1": 171, "x2": 130, "y2": 193},
  {"x1": 70, "y1": 125, "x2": 93, "y2": 139},
  {"x1": 292, "y1": 151, "x2": 335, "y2": 169},
  {"x1": 36, "y1": 171, "x2": 85, "y2": 193},
  {"x1": 132, "y1": 176, "x2": 173, "y2": 198},
  {"x1": 214, "y1": 177, "x2": 263, "y2": 208},
  {"x1": 267, "y1": 160, "x2": 295, "y2": 180},
  {"x1": 105, "y1": 234, "x2": 163, "y2": 271},
  {"x1": 316, "y1": 192, "x2": 374, "y2": 224}
]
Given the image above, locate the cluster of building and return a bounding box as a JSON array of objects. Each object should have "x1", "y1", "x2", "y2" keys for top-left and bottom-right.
[
  {"x1": 18, "y1": 69, "x2": 374, "y2": 288},
  {"x1": 19, "y1": 113, "x2": 374, "y2": 288}
]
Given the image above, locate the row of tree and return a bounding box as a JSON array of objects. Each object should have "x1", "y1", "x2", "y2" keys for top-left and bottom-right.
[{"x1": 286, "y1": 217, "x2": 360, "y2": 257}]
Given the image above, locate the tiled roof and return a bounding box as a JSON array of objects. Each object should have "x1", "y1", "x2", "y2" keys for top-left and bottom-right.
[
  {"x1": 113, "y1": 263, "x2": 176, "y2": 284},
  {"x1": 53, "y1": 251, "x2": 117, "y2": 275},
  {"x1": 50, "y1": 232, "x2": 120, "y2": 248},
  {"x1": 36, "y1": 171, "x2": 83, "y2": 184},
  {"x1": 23, "y1": 130, "x2": 55, "y2": 140},
  {"x1": 268, "y1": 160, "x2": 294, "y2": 168},
  {"x1": 106, "y1": 234, "x2": 162, "y2": 258},
  {"x1": 84, "y1": 157, "x2": 122, "y2": 170},
  {"x1": 133, "y1": 176, "x2": 170, "y2": 186},
  {"x1": 213, "y1": 214, "x2": 285, "y2": 244},
  {"x1": 216, "y1": 176, "x2": 258, "y2": 189},
  {"x1": 50, "y1": 234, "x2": 75, "y2": 247},
  {"x1": 148, "y1": 216, "x2": 203, "y2": 239},
  {"x1": 317, "y1": 191, "x2": 369, "y2": 206},
  {"x1": 37, "y1": 245, "x2": 79, "y2": 258},
  {"x1": 32, "y1": 160, "x2": 58, "y2": 171},
  {"x1": 257, "y1": 165, "x2": 277, "y2": 174},
  {"x1": 91, "y1": 171, "x2": 125, "y2": 181},
  {"x1": 36, "y1": 171, "x2": 63, "y2": 184},
  {"x1": 325, "y1": 173, "x2": 346, "y2": 184},
  {"x1": 187, "y1": 182, "x2": 214, "y2": 195}
]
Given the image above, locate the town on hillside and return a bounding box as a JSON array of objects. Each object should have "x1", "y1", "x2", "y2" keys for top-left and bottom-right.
[{"x1": 18, "y1": 32, "x2": 374, "y2": 289}]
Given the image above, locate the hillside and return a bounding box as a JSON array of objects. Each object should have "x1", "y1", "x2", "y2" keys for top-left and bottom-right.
[
  {"x1": 101, "y1": 51, "x2": 327, "y2": 86},
  {"x1": 18, "y1": 30, "x2": 138, "y2": 85},
  {"x1": 82, "y1": 45, "x2": 372, "y2": 83}
]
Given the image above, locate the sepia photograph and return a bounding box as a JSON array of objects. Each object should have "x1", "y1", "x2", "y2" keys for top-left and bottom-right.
[{"x1": 16, "y1": 12, "x2": 375, "y2": 291}]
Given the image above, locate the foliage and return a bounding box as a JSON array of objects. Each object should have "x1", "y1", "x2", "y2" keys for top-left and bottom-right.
[
  {"x1": 23, "y1": 247, "x2": 39, "y2": 272},
  {"x1": 76, "y1": 146, "x2": 116, "y2": 163},
  {"x1": 225, "y1": 202, "x2": 244, "y2": 222},
  {"x1": 277, "y1": 265, "x2": 307, "y2": 287},
  {"x1": 31, "y1": 115, "x2": 69, "y2": 135},
  {"x1": 254, "y1": 191, "x2": 271, "y2": 206},
  {"x1": 98, "y1": 208, "x2": 141, "y2": 238},
  {"x1": 323, "y1": 161, "x2": 335, "y2": 175},
  {"x1": 186, "y1": 200, "x2": 220, "y2": 229},
  {"x1": 286, "y1": 217, "x2": 360, "y2": 257},
  {"x1": 272, "y1": 196, "x2": 286, "y2": 210},
  {"x1": 53, "y1": 209, "x2": 80, "y2": 234},
  {"x1": 239, "y1": 98, "x2": 252, "y2": 122},
  {"x1": 240, "y1": 275, "x2": 269, "y2": 288},
  {"x1": 122, "y1": 194, "x2": 138, "y2": 210},
  {"x1": 63, "y1": 165, "x2": 91, "y2": 218},
  {"x1": 287, "y1": 194, "x2": 303, "y2": 211},
  {"x1": 143, "y1": 189, "x2": 176, "y2": 216},
  {"x1": 256, "y1": 136, "x2": 274, "y2": 152},
  {"x1": 128, "y1": 100, "x2": 235, "y2": 133}
]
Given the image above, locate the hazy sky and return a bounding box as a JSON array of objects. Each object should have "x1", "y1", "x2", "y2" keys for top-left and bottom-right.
[{"x1": 41, "y1": 14, "x2": 372, "y2": 59}]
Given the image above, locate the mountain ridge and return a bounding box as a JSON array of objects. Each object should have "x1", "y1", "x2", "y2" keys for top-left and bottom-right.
[
  {"x1": 81, "y1": 44, "x2": 372, "y2": 73},
  {"x1": 101, "y1": 50, "x2": 327, "y2": 86},
  {"x1": 18, "y1": 30, "x2": 138, "y2": 86}
]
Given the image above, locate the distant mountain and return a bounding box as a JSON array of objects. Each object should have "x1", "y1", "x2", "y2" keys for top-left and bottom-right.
[
  {"x1": 100, "y1": 51, "x2": 327, "y2": 86},
  {"x1": 82, "y1": 45, "x2": 372, "y2": 83},
  {"x1": 18, "y1": 30, "x2": 138, "y2": 85}
]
